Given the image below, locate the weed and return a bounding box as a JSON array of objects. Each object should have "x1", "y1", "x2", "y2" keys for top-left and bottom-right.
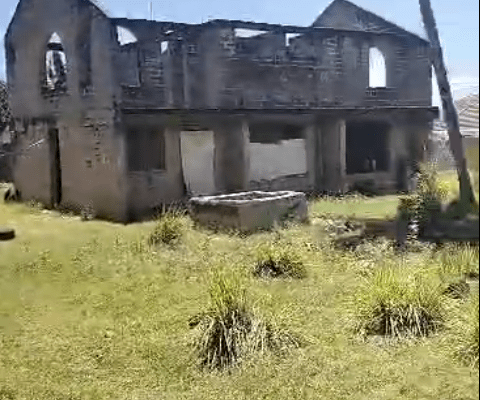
[
  {"x1": 190, "y1": 266, "x2": 301, "y2": 370},
  {"x1": 355, "y1": 266, "x2": 445, "y2": 339},
  {"x1": 148, "y1": 209, "x2": 185, "y2": 246},
  {"x1": 437, "y1": 244, "x2": 479, "y2": 279},
  {"x1": 0, "y1": 386, "x2": 15, "y2": 400},
  {"x1": 15, "y1": 250, "x2": 62, "y2": 274},
  {"x1": 253, "y1": 241, "x2": 306, "y2": 279},
  {"x1": 398, "y1": 163, "x2": 448, "y2": 234},
  {"x1": 446, "y1": 295, "x2": 479, "y2": 368}
]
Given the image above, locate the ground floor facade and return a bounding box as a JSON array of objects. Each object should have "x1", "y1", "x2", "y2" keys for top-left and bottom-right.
[{"x1": 8, "y1": 107, "x2": 438, "y2": 222}]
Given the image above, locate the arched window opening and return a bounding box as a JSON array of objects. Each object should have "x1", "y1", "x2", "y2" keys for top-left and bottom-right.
[
  {"x1": 117, "y1": 26, "x2": 138, "y2": 46},
  {"x1": 44, "y1": 33, "x2": 67, "y2": 95},
  {"x1": 369, "y1": 47, "x2": 386, "y2": 88}
]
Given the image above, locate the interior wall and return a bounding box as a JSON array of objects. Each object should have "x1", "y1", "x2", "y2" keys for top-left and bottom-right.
[
  {"x1": 248, "y1": 122, "x2": 307, "y2": 187},
  {"x1": 180, "y1": 130, "x2": 216, "y2": 195}
]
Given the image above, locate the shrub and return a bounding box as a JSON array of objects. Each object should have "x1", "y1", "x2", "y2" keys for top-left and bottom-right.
[
  {"x1": 148, "y1": 209, "x2": 185, "y2": 246},
  {"x1": 253, "y1": 241, "x2": 306, "y2": 279},
  {"x1": 398, "y1": 163, "x2": 448, "y2": 235},
  {"x1": 355, "y1": 266, "x2": 445, "y2": 339},
  {"x1": 447, "y1": 295, "x2": 479, "y2": 368},
  {"x1": 190, "y1": 267, "x2": 300, "y2": 370}
]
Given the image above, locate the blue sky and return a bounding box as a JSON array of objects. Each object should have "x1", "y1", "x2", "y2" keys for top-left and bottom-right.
[{"x1": 0, "y1": 0, "x2": 478, "y2": 101}]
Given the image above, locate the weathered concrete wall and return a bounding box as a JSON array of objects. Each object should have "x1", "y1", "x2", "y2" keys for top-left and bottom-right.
[
  {"x1": 125, "y1": 124, "x2": 184, "y2": 221},
  {"x1": 180, "y1": 130, "x2": 216, "y2": 195},
  {"x1": 108, "y1": 17, "x2": 432, "y2": 112},
  {"x1": 59, "y1": 112, "x2": 127, "y2": 220},
  {"x1": 189, "y1": 191, "x2": 308, "y2": 232},
  {"x1": 320, "y1": 118, "x2": 347, "y2": 193},
  {"x1": 212, "y1": 118, "x2": 250, "y2": 193},
  {"x1": 5, "y1": 0, "x2": 128, "y2": 220},
  {"x1": 10, "y1": 120, "x2": 51, "y2": 203},
  {"x1": 249, "y1": 139, "x2": 307, "y2": 183}
]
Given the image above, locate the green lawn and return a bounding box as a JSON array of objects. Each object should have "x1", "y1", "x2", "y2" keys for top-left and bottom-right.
[
  {"x1": 310, "y1": 195, "x2": 400, "y2": 220},
  {"x1": 0, "y1": 184, "x2": 478, "y2": 400}
]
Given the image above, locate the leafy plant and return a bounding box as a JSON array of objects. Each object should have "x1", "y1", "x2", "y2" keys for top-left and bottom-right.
[{"x1": 398, "y1": 163, "x2": 448, "y2": 235}]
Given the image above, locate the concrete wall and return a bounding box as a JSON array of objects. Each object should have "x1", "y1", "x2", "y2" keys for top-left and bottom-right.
[
  {"x1": 5, "y1": 0, "x2": 128, "y2": 220},
  {"x1": 180, "y1": 130, "x2": 216, "y2": 195},
  {"x1": 249, "y1": 139, "x2": 307, "y2": 183},
  {"x1": 212, "y1": 118, "x2": 250, "y2": 193},
  {"x1": 107, "y1": 17, "x2": 432, "y2": 112},
  {"x1": 121, "y1": 115, "x2": 184, "y2": 220},
  {"x1": 320, "y1": 118, "x2": 347, "y2": 193}
]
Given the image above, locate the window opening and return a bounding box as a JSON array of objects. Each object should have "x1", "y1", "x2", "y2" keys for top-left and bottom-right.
[
  {"x1": 369, "y1": 47, "x2": 386, "y2": 88},
  {"x1": 44, "y1": 33, "x2": 67, "y2": 95}
]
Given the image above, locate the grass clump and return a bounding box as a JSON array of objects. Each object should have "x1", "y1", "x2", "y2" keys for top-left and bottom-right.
[
  {"x1": 190, "y1": 266, "x2": 300, "y2": 371},
  {"x1": 355, "y1": 266, "x2": 445, "y2": 339},
  {"x1": 148, "y1": 209, "x2": 185, "y2": 246},
  {"x1": 253, "y1": 241, "x2": 307, "y2": 279},
  {"x1": 433, "y1": 244, "x2": 479, "y2": 299},
  {"x1": 437, "y1": 244, "x2": 479, "y2": 279},
  {"x1": 447, "y1": 296, "x2": 479, "y2": 368}
]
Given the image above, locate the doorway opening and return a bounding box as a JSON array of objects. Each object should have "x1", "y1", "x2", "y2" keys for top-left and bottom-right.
[
  {"x1": 48, "y1": 128, "x2": 62, "y2": 206},
  {"x1": 346, "y1": 121, "x2": 390, "y2": 175}
]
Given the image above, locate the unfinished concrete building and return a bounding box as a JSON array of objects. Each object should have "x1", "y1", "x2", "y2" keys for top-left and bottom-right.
[{"x1": 4, "y1": 0, "x2": 438, "y2": 221}]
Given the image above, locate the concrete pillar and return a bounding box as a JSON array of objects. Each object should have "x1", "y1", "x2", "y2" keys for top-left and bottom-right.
[
  {"x1": 303, "y1": 123, "x2": 317, "y2": 191},
  {"x1": 213, "y1": 118, "x2": 250, "y2": 193},
  {"x1": 164, "y1": 126, "x2": 184, "y2": 190},
  {"x1": 320, "y1": 118, "x2": 347, "y2": 193}
]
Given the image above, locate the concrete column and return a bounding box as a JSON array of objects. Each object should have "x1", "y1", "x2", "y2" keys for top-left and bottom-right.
[
  {"x1": 164, "y1": 126, "x2": 184, "y2": 189},
  {"x1": 303, "y1": 123, "x2": 317, "y2": 191},
  {"x1": 320, "y1": 118, "x2": 347, "y2": 193},
  {"x1": 213, "y1": 118, "x2": 250, "y2": 193}
]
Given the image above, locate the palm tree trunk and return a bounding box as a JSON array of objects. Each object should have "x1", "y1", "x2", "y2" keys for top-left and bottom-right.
[{"x1": 419, "y1": 0, "x2": 476, "y2": 208}]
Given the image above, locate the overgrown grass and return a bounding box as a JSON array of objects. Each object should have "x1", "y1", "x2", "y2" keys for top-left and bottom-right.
[
  {"x1": 446, "y1": 295, "x2": 479, "y2": 368},
  {"x1": 0, "y1": 183, "x2": 478, "y2": 399},
  {"x1": 310, "y1": 194, "x2": 399, "y2": 220},
  {"x1": 354, "y1": 265, "x2": 446, "y2": 339},
  {"x1": 148, "y1": 208, "x2": 186, "y2": 246},
  {"x1": 253, "y1": 240, "x2": 307, "y2": 279},
  {"x1": 190, "y1": 265, "x2": 301, "y2": 370}
]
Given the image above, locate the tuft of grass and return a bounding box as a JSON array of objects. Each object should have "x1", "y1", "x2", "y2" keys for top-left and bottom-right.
[
  {"x1": 148, "y1": 209, "x2": 186, "y2": 246},
  {"x1": 190, "y1": 266, "x2": 301, "y2": 371},
  {"x1": 355, "y1": 266, "x2": 445, "y2": 339},
  {"x1": 14, "y1": 250, "x2": 62, "y2": 275},
  {"x1": 253, "y1": 241, "x2": 307, "y2": 279},
  {"x1": 437, "y1": 244, "x2": 479, "y2": 279},
  {"x1": 447, "y1": 295, "x2": 479, "y2": 368}
]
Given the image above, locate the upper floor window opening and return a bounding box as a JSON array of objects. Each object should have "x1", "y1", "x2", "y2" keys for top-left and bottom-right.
[
  {"x1": 116, "y1": 26, "x2": 138, "y2": 46},
  {"x1": 369, "y1": 47, "x2": 386, "y2": 88},
  {"x1": 44, "y1": 33, "x2": 67, "y2": 95}
]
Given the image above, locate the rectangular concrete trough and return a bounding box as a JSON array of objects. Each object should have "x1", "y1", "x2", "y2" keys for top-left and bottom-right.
[{"x1": 188, "y1": 191, "x2": 308, "y2": 231}]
